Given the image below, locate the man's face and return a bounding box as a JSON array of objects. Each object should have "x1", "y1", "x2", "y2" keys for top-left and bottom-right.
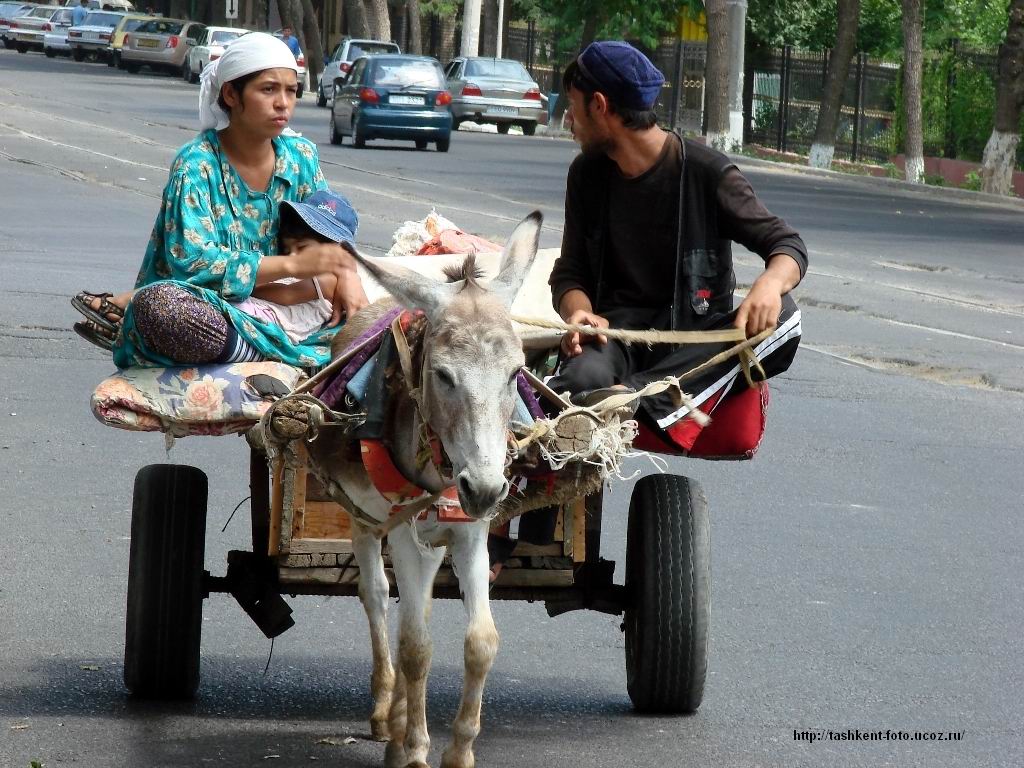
[
  {"x1": 282, "y1": 26, "x2": 292, "y2": 36},
  {"x1": 566, "y1": 86, "x2": 613, "y2": 157}
]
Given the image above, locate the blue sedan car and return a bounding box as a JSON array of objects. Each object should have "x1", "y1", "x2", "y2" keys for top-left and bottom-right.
[{"x1": 329, "y1": 54, "x2": 453, "y2": 152}]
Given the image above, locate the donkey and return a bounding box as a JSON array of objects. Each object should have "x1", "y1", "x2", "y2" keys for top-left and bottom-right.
[{"x1": 306, "y1": 211, "x2": 542, "y2": 768}]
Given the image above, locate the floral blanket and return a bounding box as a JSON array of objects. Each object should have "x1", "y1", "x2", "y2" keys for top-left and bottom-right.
[{"x1": 91, "y1": 361, "x2": 305, "y2": 437}]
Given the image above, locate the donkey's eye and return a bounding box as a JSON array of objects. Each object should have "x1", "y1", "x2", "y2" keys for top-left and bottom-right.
[{"x1": 434, "y1": 368, "x2": 455, "y2": 388}]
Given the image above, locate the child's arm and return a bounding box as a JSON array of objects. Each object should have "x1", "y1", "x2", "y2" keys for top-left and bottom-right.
[{"x1": 251, "y1": 279, "x2": 318, "y2": 306}]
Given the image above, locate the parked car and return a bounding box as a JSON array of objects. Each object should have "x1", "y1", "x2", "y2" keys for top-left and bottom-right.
[
  {"x1": 271, "y1": 28, "x2": 305, "y2": 98},
  {"x1": 62, "y1": 0, "x2": 134, "y2": 10},
  {"x1": 104, "y1": 11, "x2": 150, "y2": 67},
  {"x1": 182, "y1": 24, "x2": 246, "y2": 83},
  {"x1": 42, "y1": 6, "x2": 71, "y2": 55},
  {"x1": 67, "y1": 8, "x2": 122, "y2": 61},
  {"x1": 318, "y1": 37, "x2": 400, "y2": 107},
  {"x1": 120, "y1": 17, "x2": 204, "y2": 74},
  {"x1": 330, "y1": 54, "x2": 452, "y2": 152},
  {"x1": 8, "y1": 5, "x2": 69, "y2": 53},
  {"x1": 445, "y1": 56, "x2": 547, "y2": 135},
  {"x1": 0, "y1": 2, "x2": 39, "y2": 48}
]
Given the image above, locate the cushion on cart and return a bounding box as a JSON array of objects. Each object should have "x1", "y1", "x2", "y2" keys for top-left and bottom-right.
[{"x1": 91, "y1": 361, "x2": 305, "y2": 437}]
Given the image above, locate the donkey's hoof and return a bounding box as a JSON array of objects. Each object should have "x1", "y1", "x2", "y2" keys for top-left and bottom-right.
[
  {"x1": 404, "y1": 762, "x2": 431, "y2": 768},
  {"x1": 440, "y1": 747, "x2": 474, "y2": 768},
  {"x1": 370, "y1": 717, "x2": 391, "y2": 741},
  {"x1": 383, "y1": 741, "x2": 408, "y2": 768}
]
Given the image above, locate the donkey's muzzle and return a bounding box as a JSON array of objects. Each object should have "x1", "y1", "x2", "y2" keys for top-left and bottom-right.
[{"x1": 456, "y1": 472, "x2": 509, "y2": 519}]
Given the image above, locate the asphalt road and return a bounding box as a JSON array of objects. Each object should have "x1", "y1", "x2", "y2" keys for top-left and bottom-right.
[{"x1": 1, "y1": 50, "x2": 1023, "y2": 768}]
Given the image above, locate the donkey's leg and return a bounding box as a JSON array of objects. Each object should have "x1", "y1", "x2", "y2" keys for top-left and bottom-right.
[
  {"x1": 384, "y1": 665, "x2": 409, "y2": 768},
  {"x1": 351, "y1": 519, "x2": 395, "y2": 741},
  {"x1": 386, "y1": 524, "x2": 445, "y2": 768},
  {"x1": 440, "y1": 523, "x2": 499, "y2": 768}
]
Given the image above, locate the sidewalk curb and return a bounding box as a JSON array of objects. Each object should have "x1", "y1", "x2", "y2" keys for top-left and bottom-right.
[{"x1": 727, "y1": 152, "x2": 1024, "y2": 210}]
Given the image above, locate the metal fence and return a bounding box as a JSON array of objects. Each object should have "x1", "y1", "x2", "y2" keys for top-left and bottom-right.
[{"x1": 745, "y1": 46, "x2": 899, "y2": 163}]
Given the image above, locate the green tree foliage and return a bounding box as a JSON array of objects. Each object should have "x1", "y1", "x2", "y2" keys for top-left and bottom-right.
[{"x1": 513, "y1": 0, "x2": 688, "y2": 53}]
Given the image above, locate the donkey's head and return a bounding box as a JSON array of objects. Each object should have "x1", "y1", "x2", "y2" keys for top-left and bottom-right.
[{"x1": 351, "y1": 211, "x2": 542, "y2": 519}]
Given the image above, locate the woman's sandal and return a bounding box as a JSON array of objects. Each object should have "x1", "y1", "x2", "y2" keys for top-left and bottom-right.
[
  {"x1": 71, "y1": 291, "x2": 124, "y2": 331},
  {"x1": 74, "y1": 319, "x2": 115, "y2": 351}
]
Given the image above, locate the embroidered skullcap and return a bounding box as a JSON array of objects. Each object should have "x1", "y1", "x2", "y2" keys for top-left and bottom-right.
[
  {"x1": 199, "y1": 32, "x2": 298, "y2": 130},
  {"x1": 576, "y1": 41, "x2": 665, "y2": 111}
]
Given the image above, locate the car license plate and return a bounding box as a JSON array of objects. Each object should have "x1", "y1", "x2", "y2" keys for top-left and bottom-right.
[
  {"x1": 18, "y1": 33, "x2": 35, "y2": 41},
  {"x1": 487, "y1": 105, "x2": 517, "y2": 116},
  {"x1": 137, "y1": 37, "x2": 158, "y2": 48},
  {"x1": 390, "y1": 94, "x2": 424, "y2": 106}
]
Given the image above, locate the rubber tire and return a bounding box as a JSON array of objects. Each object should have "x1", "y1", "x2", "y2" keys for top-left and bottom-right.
[
  {"x1": 72, "y1": 47, "x2": 84, "y2": 61},
  {"x1": 522, "y1": 121, "x2": 537, "y2": 136},
  {"x1": 316, "y1": 85, "x2": 327, "y2": 107},
  {"x1": 106, "y1": 51, "x2": 116, "y2": 67},
  {"x1": 296, "y1": 83, "x2": 303, "y2": 99},
  {"x1": 45, "y1": 47, "x2": 55, "y2": 58},
  {"x1": 436, "y1": 136, "x2": 450, "y2": 152},
  {"x1": 123, "y1": 464, "x2": 208, "y2": 699},
  {"x1": 353, "y1": 118, "x2": 366, "y2": 148},
  {"x1": 415, "y1": 138, "x2": 427, "y2": 150},
  {"x1": 329, "y1": 111, "x2": 342, "y2": 145},
  {"x1": 624, "y1": 474, "x2": 710, "y2": 714},
  {"x1": 497, "y1": 122, "x2": 510, "y2": 134},
  {"x1": 16, "y1": 43, "x2": 27, "y2": 53},
  {"x1": 123, "y1": 61, "x2": 140, "y2": 73}
]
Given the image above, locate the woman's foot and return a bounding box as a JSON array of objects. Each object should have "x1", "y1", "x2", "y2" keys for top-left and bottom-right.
[
  {"x1": 74, "y1": 319, "x2": 116, "y2": 351},
  {"x1": 71, "y1": 291, "x2": 130, "y2": 329}
]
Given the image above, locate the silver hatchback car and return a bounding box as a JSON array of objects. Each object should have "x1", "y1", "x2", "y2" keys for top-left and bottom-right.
[{"x1": 445, "y1": 56, "x2": 547, "y2": 135}]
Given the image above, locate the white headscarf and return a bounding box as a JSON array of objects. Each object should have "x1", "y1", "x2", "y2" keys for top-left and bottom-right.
[{"x1": 198, "y1": 32, "x2": 299, "y2": 131}]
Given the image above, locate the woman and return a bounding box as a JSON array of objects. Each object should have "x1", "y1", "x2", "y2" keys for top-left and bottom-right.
[{"x1": 74, "y1": 32, "x2": 367, "y2": 368}]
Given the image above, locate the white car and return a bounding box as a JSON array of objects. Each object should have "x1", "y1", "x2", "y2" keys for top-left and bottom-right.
[
  {"x1": 317, "y1": 37, "x2": 400, "y2": 107},
  {"x1": 9, "y1": 4, "x2": 69, "y2": 53},
  {"x1": 42, "y1": 10, "x2": 70, "y2": 55},
  {"x1": 271, "y1": 29, "x2": 305, "y2": 98},
  {"x1": 67, "y1": 8, "x2": 122, "y2": 60},
  {"x1": 0, "y1": 2, "x2": 39, "y2": 48},
  {"x1": 182, "y1": 24, "x2": 247, "y2": 83}
]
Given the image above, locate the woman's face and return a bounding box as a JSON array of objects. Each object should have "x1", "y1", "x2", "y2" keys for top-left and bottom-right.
[{"x1": 226, "y1": 67, "x2": 298, "y2": 138}]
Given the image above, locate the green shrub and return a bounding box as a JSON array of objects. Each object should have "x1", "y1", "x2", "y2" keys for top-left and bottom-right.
[{"x1": 960, "y1": 169, "x2": 983, "y2": 190}]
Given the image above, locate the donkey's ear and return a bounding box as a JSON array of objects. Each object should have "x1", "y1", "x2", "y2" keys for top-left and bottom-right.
[
  {"x1": 488, "y1": 210, "x2": 542, "y2": 308},
  {"x1": 348, "y1": 247, "x2": 457, "y2": 317}
]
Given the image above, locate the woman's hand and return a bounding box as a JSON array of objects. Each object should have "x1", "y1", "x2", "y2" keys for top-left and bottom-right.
[{"x1": 288, "y1": 242, "x2": 368, "y2": 326}]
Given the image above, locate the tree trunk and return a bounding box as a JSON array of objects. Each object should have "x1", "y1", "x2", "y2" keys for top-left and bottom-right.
[
  {"x1": 480, "y1": 0, "x2": 497, "y2": 57},
  {"x1": 809, "y1": 0, "x2": 860, "y2": 168},
  {"x1": 345, "y1": 0, "x2": 369, "y2": 37},
  {"x1": 405, "y1": 0, "x2": 421, "y2": 54},
  {"x1": 981, "y1": 0, "x2": 1024, "y2": 196},
  {"x1": 299, "y1": 0, "x2": 324, "y2": 87},
  {"x1": 704, "y1": 0, "x2": 731, "y2": 150},
  {"x1": 901, "y1": 0, "x2": 924, "y2": 183},
  {"x1": 367, "y1": 0, "x2": 390, "y2": 40}
]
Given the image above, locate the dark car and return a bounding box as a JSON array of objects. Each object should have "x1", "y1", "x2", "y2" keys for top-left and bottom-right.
[{"x1": 329, "y1": 54, "x2": 452, "y2": 152}]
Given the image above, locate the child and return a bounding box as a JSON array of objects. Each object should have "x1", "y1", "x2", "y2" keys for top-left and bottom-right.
[{"x1": 72, "y1": 190, "x2": 360, "y2": 353}]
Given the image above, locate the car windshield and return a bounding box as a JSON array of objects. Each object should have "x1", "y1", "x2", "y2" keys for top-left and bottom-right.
[
  {"x1": 82, "y1": 11, "x2": 120, "y2": 26},
  {"x1": 122, "y1": 17, "x2": 144, "y2": 30},
  {"x1": 210, "y1": 29, "x2": 240, "y2": 44},
  {"x1": 136, "y1": 19, "x2": 181, "y2": 34},
  {"x1": 348, "y1": 41, "x2": 398, "y2": 59},
  {"x1": 369, "y1": 59, "x2": 443, "y2": 89},
  {"x1": 30, "y1": 7, "x2": 55, "y2": 18},
  {"x1": 464, "y1": 59, "x2": 530, "y2": 80}
]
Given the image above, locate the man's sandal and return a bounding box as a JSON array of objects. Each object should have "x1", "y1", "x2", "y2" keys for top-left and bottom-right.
[
  {"x1": 71, "y1": 291, "x2": 124, "y2": 331},
  {"x1": 73, "y1": 319, "x2": 115, "y2": 351}
]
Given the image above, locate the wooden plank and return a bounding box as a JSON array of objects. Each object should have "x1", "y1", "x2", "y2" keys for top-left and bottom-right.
[
  {"x1": 509, "y1": 542, "x2": 563, "y2": 557},
  {"x1": 554, "y1": 506, "x2": 564, "y2": 541},
  {"x1": 289, "y1": 444, "x2": 309, "y2": 541},
  {"x1": 297, "y1": 500, "x2": 352, "y2": 540},
  {"x1": 562, "y1": 503, "x2": 573, "y2": 557},
  {"x1": 571, "y1": 497, "x2": 587, "y2": 563},
  {"x1": 268, "y1": 456, "x2": 285, "y2": 557},
  {"x1": 278, "y1": 564, "x2": 575, "y2": 589},
  {"x1": 288, "y1": 537, "x2": 355, "y2": 554}
]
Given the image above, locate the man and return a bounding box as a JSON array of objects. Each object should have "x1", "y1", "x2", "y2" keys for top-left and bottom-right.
[
  {"x1": 280, "y1": 25, "x2": 301, "y2": 58},
  {"x1": 547, "y1": 41, "x2": 806, "y2": 451},
  {"x1": 71, "y1": 0, "x2": 90, "y2": 27}
]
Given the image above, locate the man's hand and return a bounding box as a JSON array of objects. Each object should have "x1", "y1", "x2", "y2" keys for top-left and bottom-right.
[
  {"x1": 561, "y1": 309, "x2": 609, "y2": 358},
  {"x1": 734, "y1": 252, "x2": 801, "y2": 338}
]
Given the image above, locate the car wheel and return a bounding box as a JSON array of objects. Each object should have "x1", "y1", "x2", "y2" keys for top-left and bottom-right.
[
  {"x1": 45, "y1": 47, "x2": 55, "y2": 58},
  {"x1": 353, "y1": 118, "x2": 366, "y2": 148},
  {"x1": 316, "y1": 85, "x2": 327, "y2": 108},
  {"x1": 296, "y1": 83, "x2": 304, "y2": 99},
  {"x1": 436, "y1": 136, "x2": 450, "y2": 153},
  {"x1": 415, "y1": 139, "x2": 427, "y2": 150},
  {"x1": 497, "y1": 123, "x2": 510, "y2": 135},
  {"x1": 16, "y1": 42, "x2": 27, "y2": 53},
  {"x1": 124, "y1": 61, "x2": 140, "y2": 73},
  {"x1": 72, "y1": 47, "x2": 84, "y2": 61},
  {"x1": 106, "y1": 52, "x2": 116, "y2": 67},
  {"x1": 329, "y1": 111, "x2": 343, "y2": 146},
  {"x1": 452, "y1": 118, "x2": 462, "y2": 131},
  {"x1": 521, "y1": 121, "x2": 537, "y2": 137},
  {"x1": 181, "y1": 61, "x2": 190, "y2": 81}
]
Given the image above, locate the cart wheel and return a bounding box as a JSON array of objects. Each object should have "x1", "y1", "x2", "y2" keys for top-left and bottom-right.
[
  {"x1": 624, "y1": 474, "x2": 710, "y2": 714},
  {"x1": 124, "y1": 464, "x2": 207, "y2": 699}
]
